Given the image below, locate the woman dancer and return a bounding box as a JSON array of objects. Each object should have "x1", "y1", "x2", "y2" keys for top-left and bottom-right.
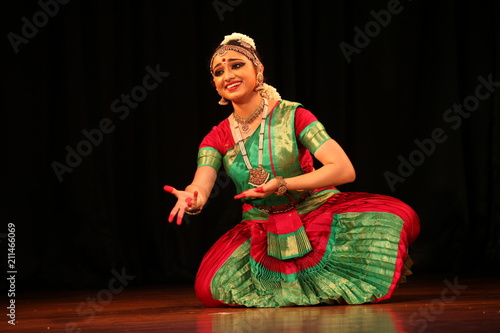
[{"x1": 164, "y1": 32, "x2": 420, "y2": 307}]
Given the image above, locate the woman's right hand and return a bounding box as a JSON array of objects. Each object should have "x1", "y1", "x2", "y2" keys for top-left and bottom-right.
[{"x1": 164, "y1": 185, "x2": 201, "y2": 225}]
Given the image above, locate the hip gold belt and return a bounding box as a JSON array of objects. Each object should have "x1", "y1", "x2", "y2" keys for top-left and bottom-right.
[{"x1": 254, "y1": 191, "x2": 312, "y2": 214}]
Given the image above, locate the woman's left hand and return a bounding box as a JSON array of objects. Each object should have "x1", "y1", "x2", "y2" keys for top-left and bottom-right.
[{"x1": 234, "y1": 179, "x2": 279, "y2": 199}]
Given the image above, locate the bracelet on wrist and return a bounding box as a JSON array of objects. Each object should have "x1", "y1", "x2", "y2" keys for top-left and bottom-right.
[
  {"x1": 185, "y1": 208, "x2": 202, "y2": 215},
  {"x1": 274, "y1": 176, "x2": 287, "y2": 196}
]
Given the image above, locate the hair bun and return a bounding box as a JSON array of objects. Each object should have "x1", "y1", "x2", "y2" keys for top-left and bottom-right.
[{"x1": 221, "y1": 32, "x2": 256, "y2": 49}]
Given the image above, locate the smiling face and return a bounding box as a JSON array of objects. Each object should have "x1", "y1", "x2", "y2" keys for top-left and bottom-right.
[{"x1": 211, "y1": 50, "x2": 262, "y2": 104}]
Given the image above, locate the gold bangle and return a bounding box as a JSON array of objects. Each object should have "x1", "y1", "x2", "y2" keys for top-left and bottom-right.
[
  {"x1": 185, "y1": 209, "x2": 202, "y2": 215},
  {"x1": 274, "y1": 176, "x2": 287, "y2": 196}
]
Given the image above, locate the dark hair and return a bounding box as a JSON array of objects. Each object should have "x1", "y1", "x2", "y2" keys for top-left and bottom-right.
[
  {"x1": 209, "y1": 38, "x2": 263, "y2": 73},
  {"x1": 224, "y1": 39, "x2": 263, "y2": 63}
]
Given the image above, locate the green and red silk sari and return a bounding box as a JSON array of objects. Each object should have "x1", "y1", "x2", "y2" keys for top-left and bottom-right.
[{"x1": 194, "y1": 100, "x2": 420, "y2": 307}]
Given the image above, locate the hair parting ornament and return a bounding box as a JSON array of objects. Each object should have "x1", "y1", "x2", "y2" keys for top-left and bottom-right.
[
  {"x1": 210, "y1": 33, "x2": 260, "y2": 70},
  {"x1": 211, "y1": 44, "x2": 261, "y2": 72},
  {"x1": 211, "y1": 32, "x2": 281, "y2": 103}
]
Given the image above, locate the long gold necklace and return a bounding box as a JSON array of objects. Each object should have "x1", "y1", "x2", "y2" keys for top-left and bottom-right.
[
  {"x1": 233, "y1": 98, "x2": 270, "y2": 187},
  {"x1": 232, "y1": 98, "x2": 264, "y2": 134}
]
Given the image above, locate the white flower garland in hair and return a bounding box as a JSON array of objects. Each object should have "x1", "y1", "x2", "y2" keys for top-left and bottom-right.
[
  {"x1": 221, "y1": 32, "x2": 256, "y2": 49},
  {"x1": 218, "y1": 32, "x2": 282, "y2": 101},
  {"x1": 262, "y1": 83, "x2": 281, "y2": 101}
]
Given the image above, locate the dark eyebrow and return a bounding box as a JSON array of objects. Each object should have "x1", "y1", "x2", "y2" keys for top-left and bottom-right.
[{"x1": 212, "y1": 58, "x2": 245, "y2": 71}]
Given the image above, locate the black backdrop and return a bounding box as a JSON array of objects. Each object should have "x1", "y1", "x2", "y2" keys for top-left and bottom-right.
[{"x1": 2, "y1": 0, "x2": 499, "y2": 291}]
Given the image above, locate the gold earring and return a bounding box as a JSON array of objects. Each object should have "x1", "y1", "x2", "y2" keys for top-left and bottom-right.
[
  {"x1": 256, "y1": 72, "x2": 264, "y2": 84},
  {"x1": 255, "y1": 72, "x2": 267, "y2": 97},
  {"x1": 218, "y1": 96, "x2": 228, "y2": 105}
]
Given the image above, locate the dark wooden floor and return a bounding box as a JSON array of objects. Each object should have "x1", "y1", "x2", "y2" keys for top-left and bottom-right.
[{"x1": 4, "y1": 274, "x2": 500, "y2": 333}]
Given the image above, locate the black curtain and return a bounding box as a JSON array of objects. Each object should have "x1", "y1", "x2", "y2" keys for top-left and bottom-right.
[{"x1": 2, "y1": 0, "x2": 499, "y2": 290}]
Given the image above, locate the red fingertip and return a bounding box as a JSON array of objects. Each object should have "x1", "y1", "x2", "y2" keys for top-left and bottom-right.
[
  {"x1": 194, "y1": 191, "x2": 198, "y2": 198},
  {"x1": 164, "y1": 185, "x2": 175, "y2": 193}
]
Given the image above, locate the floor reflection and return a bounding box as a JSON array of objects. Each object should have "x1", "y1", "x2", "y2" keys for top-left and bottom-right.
[{"x1": 197, "y1": 304, "x2": 405, "y2": 333}]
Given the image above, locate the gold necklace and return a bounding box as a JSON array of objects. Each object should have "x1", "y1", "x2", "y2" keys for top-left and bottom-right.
[
  {"x1": 232, "y1": 98, "x2": 264, "y2": 134},
  {"x1": 234, "y1": 98, "x2": 270, "y2": 187}
]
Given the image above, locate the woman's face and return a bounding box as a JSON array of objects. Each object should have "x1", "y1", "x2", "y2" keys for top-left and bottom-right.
[{"x1": 211, "y1": 50, "x2": 260, "y2": 104}]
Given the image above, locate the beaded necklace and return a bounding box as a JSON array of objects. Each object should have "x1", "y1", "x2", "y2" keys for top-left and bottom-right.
[
  {"x1": 232, "y1": 98, "x2": 264, "y2": 133},
  {"x1": 233, "y1": 98, "x2": 270, "y2": 187}
]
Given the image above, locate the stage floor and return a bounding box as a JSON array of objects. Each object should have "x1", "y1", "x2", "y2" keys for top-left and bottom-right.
[{"x1": 6, "y1": 274, "x2": 500, "y2": 332}]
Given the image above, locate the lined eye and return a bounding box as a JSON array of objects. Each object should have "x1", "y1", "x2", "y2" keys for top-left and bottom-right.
[
  {"x1": 212, "y1": 61, "x2": 246, "y2": 77},
  {"x1": 232, "y1": 62, "x2": 245, "y2": 70}
]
